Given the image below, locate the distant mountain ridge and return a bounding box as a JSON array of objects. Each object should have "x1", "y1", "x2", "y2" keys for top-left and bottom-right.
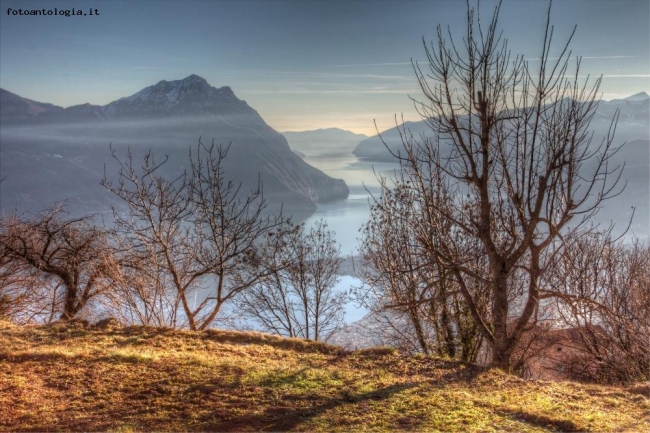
[
  {"x1": 282, "y1": 128, "x2": 368, "y2": 158},
  {"x1": 608, "y1": 91, "x2": 650, "y2": 104},
  {"x1": 0, "y1": 75, "x2": 349, "y2": 219},
  {"x1": 350, "y1": 92, "x2": 649, "y2": 238},
  {"x1": 0, "y1": 75, "x2": 264, "y2": 125},
  {"x1": 352, "y1": 93, "x2": 650, "y2": 161}
]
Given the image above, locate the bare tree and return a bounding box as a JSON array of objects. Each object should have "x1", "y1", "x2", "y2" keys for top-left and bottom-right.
[
  {"x1": 549, "y1": 236, "x2": 650, "y2": 384},
  {"x1": 102, "y1": 140, "x2": 284, "y2": 331},
  {"x1": 359, "y1": 176, "x2": 485, "y2": 361},
  {"x1": 0, "y1": 207, "x2": 113, "y2": 321},
  {"x1": 366, "y1": 0, "x2": 625, "y2": 371},
  {"x1": 237, "y1": 219, "x2": 347, "y2": 342},
  {"x1": 0, "y1": 245, "x2": 45, "y2": 323},
  {"x1": 99, "y1": 236, "x2": 183, "y2": 327}
]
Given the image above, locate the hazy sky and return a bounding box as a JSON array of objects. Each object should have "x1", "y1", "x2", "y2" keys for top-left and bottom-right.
[{"x1": 1, "y1": 0, "x2": 648, "y2": 135}]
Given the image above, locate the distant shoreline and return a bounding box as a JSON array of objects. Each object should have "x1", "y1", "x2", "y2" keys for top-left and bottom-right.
[{"x1": 338, "y1": 255, "x2": 361, "y2": 279}]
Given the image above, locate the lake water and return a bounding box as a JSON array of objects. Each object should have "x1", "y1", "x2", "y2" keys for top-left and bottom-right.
[
  {"x1": 301, "y1": 154, "x2": 400, "y2": 255},
  {"x1": 298, "y1": 153, "x2": 401, "y2": 324},
  {"x1": 161, "y1": 152, "x2": 394, "y2": 329}
]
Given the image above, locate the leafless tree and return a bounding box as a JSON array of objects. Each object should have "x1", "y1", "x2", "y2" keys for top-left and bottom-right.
[
  {"x1": 0, "y1": 207, "x2": 113, "y2": 321},
  {"x1": 98, "y1": 235, "x2": 183, "y2": 327},
  {"x1": 366, "y1": 0, "x2": 625, "y2": 371},
  {"x1": 359, "y1": 175, "x2": 485, "y2": 361},
  {"x1": 102, "y1": 140, "x2": 284, "y2": 331},
  {"x1": 237, "y1": 219, "x2": 346, "y2": 342},
  {"x1": 0, "y1": 246, "x2": 44, "y2": 323},
  {"x1": 549, "y1": 236, "x2": 650, "y2": 384}
]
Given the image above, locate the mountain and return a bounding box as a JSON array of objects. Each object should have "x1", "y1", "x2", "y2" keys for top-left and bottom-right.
[
  {"x1": 351, "y1": 94, "x2": 649, "y2": 238},
  {"x1": 0, "y1": 75, "x2": 250, "y2": 124},
  {"x1": 0, "y1": 76, "x2": 349, "y2": 219},
  {"x1": 352, "y1": 120, "x2": 426, "y2": 162},
  {"x1": 0, "y1": 88, "x2": 64, "y2": 124},
  {"x1": 282, "y1": 128, "x2": 368, "y2": 158},
  {"x1": 102, "y1": 75, "x2": 252, "y2": 120},
  {"x1": 608, "y1": 91, "x2": 650, "y2": 104},
  {"x1": 353, "y1": 94, "x2": 650, "y2": 161}
]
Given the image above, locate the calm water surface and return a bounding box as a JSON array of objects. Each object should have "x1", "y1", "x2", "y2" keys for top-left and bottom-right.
[
  {"x1": 300, "y1": 152, "x2": 401, "y2": 323},
  {"x1": 302, "y1": 153, "x2": 399, "y2": 255}
]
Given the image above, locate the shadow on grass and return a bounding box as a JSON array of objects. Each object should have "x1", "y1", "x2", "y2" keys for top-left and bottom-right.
[
  {"x1": 0, "y1": 350, "x2": 156, "y2": 365},
  {"x1": 209, "y1": 381, "x2": 422, "y2": 431},
  {"x1": 0, "y1": 351, "x2": 79, "y2": 363},
  {"x1": 436, "y1": 363, "x2": 489, "y2": 384},
  {"x1": 475, "y1": 401, "x2": 583, "y2": 432}
]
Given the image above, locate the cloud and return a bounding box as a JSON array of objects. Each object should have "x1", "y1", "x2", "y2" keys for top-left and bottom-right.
[
  {"x1": 327, "y1": 56, "x2": 642, "y2": 68},
  {"x1": 247, "y1": 89, "x2": 419, "y2": 95},
  {"x1": 325, "y1": 56, "x2": 641, "y2": 68},
  {"x1": 580, "y1": 55, "x2": 641, "y2": 60},
  {"x1": 311, "y1": 72, "x2": 413, "y2": 81},
  {"x1": 600, "y1": 74, "x2": 650, "y2": 78},
  {"x1": 526, "y1": 55, "x2": 642, "y2": 61},
  {"x1": 327, "y1": 62, "x2": 415, "y2": 68},
  {"x1": 248, "y1": 70, "x2": 414, "y2": 81}
]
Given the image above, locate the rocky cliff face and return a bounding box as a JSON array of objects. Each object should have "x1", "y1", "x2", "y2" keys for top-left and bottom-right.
[
  {"x1": 0, "y1": 75, "x2": 349, "y2": 219},
  {"x1": 102, "y1": 75, "x2": 252, "y2": 120}
]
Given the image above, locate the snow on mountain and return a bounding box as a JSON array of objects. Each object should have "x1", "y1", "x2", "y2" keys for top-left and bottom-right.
[
  {"x1": 115, "y1": 74, "x2": 213, "y2": 106},
  {"x1": 0, "y1": 75, "x2": 251, "y2": 124},
  {"x1": 102, "y1": 75, "x2": 249, "y2": 120}
]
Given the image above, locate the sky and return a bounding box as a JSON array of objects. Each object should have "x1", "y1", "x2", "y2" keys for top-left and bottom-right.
[{"x1": 1, "y1": 0, "x2": 648, "y2": 136}]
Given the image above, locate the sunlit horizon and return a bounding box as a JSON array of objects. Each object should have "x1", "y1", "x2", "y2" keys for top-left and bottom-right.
[{"x1": 1, "y1": 0, "x2": 648, "y2": 136}]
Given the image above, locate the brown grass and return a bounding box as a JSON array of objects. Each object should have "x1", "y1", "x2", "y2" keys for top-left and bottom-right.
[{"x1": 0, "y1": 320, "x2": 648, "y2": 432}]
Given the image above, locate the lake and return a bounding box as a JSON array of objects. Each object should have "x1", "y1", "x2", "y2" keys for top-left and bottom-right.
[
  {"x1": 301, "y1": 153, "x2": 400, "y2": 255},
  {"x1": 297, "y1": 152, "x2": 401, "y2": 324}
]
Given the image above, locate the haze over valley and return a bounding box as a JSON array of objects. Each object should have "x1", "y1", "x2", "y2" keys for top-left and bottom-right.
[
  {"x1": 2, "y1": 0, "x2": 648, "y2": 249},
  {"x1": 0, "y1": 76, "x2": 349, "y2": 222}
]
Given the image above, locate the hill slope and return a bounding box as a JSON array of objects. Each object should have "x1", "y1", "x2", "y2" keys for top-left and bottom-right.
[
  {"x1": 351, "y1": 95, "x2": 649, "y2": 237},
  {"x1": 0, "y1": 321, "x2": 647, "y2": 432},
  {"x1": 0, "y1": 76, "x2": 349, "y2": 220}
]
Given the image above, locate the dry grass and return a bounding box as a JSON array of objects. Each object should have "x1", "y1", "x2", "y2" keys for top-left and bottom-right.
[{"x1": 1, "y1": 320, "x2": 648, "y2": 432}]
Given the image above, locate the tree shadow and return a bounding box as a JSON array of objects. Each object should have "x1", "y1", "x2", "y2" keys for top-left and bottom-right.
[
  {"x1": 0, "y1": 351, "x2": 78, "y2": 363},
  {"x1": 208, "y1": 381, "x2": 422, "y2": 431},
  {"x1": 436, "y1": 363, "x2": 489, "y2": 384},
  {"x1": 473, "y1": 401, "x2": 583, "y2": 432}
]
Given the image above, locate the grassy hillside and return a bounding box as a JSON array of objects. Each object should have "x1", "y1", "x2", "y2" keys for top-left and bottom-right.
[{"x1": 0, "y1": 321, "x2": 648, "y2": 432}]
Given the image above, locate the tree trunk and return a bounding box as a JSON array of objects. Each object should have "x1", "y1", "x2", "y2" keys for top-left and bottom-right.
[
  {"x1": 490, "y1": 340, "x2": 514, "y2": 371},
  {"x1": 408, "y1": 308, "x2": 429, "y2": 355},
  {"x1": 490, "y1": 270, "x2": 512, "y2": 371},
  {"x1": 61, "y1": 280, "x2": 78, "y2": 320}
]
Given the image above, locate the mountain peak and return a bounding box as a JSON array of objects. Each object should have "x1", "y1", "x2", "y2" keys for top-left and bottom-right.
[
  {"x1": 98, "y1": 74, "x2": 248, "y2": 120},
  {"x1": 625, "y1": 91, "x2": 650, "y2": 102},
  {"x1": 1, "y1": 76, "x2": 249, "y2": 124},
  {"x1": 181, "y1": 74, "x2": 208, "y2": 85}
]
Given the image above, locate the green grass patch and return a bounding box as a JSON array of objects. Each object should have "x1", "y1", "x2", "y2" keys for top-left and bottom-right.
[{"x1": 0, "y1": 320, "x2": 647, "y2": 432}]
